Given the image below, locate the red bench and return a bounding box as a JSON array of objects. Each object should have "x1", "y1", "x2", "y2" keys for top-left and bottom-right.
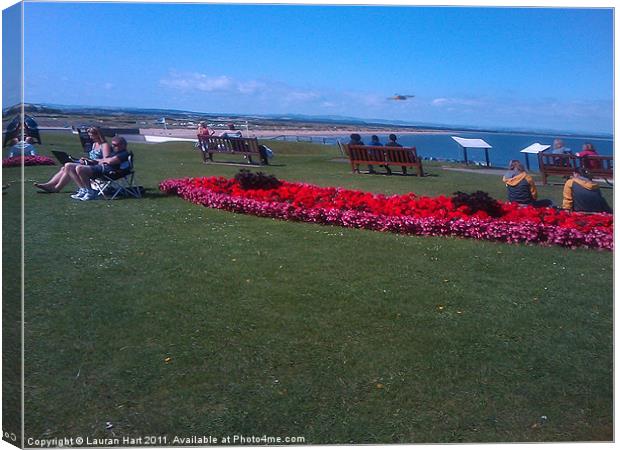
[{"x1": 344, "y1": 145, "x2": 424, "y2": 176}]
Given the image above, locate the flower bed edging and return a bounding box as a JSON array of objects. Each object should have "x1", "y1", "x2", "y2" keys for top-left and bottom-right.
[
  {"x1": 159, "y1": 177, "x2": 613, "y2": 251},
  {"x1": 2, "y1": 155, "x2": 56, "y2": 168}
]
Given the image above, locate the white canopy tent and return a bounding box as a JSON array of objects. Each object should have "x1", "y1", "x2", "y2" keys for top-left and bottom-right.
[
  {"x1": 520, "y1": 143, "x2": 550, "y2": 171},
  {"x1": 451, "y1": 136, "x2": 493, "y2": 166}
]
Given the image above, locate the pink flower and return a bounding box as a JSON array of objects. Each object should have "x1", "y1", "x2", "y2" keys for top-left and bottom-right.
[
  {"x1": 3, "y1": 155, "x2": 56, "y2": 167},
  {"x1": 159, "y1": 176, "x2": 613, "y2": 250}
]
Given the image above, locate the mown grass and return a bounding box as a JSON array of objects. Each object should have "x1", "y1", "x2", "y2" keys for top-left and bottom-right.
[{"x1": 3, "y1": 132, "x2": 613, "y2": 443}]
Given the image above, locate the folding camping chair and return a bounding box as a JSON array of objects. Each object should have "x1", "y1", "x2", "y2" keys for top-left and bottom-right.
[{"x1": 91, "y1": 151, "x2": 142, "y2": 199}]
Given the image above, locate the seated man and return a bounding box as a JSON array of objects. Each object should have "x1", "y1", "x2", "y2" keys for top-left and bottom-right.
[
  {"x1": 562, "y1": 167, "x2": 611, "y2": 213},
  {"x1": 369, "y1": 135, "x2": 390, "y2": 175},
  {"x1": 502, "y1": 160, "x2": 552, "y2": 207},
  {"x1": 221, "y1": 123, "x2": 242, "y2": 138},
  {"x1": 546, "y1": 138, "x2": 572, "y2": 167},
  {"x1": 348, "y1": 133, "x2": 368, "y2": 173},
  {"x1": 385, "y1": 134, "x2": 407, "y2": 175},
  {"x1": 8, "y1": 136, "x2": 37, "y2": 157},
  {"x1": 70, "y1": 136, "x2": 130, "y2": 201},
  {"x1": 549, "y1": 138, "x2": 571, "y2": 155}
]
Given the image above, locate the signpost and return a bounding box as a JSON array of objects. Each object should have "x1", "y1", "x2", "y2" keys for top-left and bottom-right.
[
  {"x1": 451, "y1": 136, "x2": 493, "y2": 166},
  {"x1": 519, "y1": 143, "x2": 550, "y2": 171}
]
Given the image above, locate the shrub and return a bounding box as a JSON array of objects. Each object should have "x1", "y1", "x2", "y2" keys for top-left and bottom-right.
[
  {"x1": 234, "y1": 169, "x2": 281, "y2": 190},
  {"x1": 451, "y1": 190, "x2": 503, "y2": 218}
]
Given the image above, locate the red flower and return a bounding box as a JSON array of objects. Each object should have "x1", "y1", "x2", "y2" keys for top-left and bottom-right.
[{"x1": 159, "y1": 176, "x2": 613, "y2": 250}]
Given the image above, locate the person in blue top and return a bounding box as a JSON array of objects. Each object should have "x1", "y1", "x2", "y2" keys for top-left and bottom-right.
[
  {"x1": 8, "y1": 136, "x2": 37, "y2": 157},
  {"x1": 549, "y1": 138, "x2": 571, "y2": 155},
  {"x1": 70, "y1": 136, "x2": 130, "y2": 201},
  {"x1": 369, "y1": 135, "x2": 392, "y2": 175},
  {"x1": 34, "y1": 127, "x2": 111, "y2": 194}
]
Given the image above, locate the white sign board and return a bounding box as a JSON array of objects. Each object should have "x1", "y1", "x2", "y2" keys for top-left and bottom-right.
[
  {"x1": 520, "y1": 143, "x2": 550, "y2": 154},
  {"x1": 451, "y1": 136, "x2": 492, "y2": 149}
]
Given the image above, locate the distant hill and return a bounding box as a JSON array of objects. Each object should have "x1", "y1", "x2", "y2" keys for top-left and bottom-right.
[{"x1": 3, "y1": 103, "x2": 65, "y2": 116}]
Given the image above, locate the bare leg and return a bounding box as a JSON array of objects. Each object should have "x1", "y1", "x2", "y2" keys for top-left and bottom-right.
[
  {"x1": 35, "y1": 167, "x2": 65, "y2": 191},
  {"x1": 52, "y1": 168, "x2": 75, "y2": 191},
  {"x1": 73, "y1": 165, "x2": 94, "y2": 189}
]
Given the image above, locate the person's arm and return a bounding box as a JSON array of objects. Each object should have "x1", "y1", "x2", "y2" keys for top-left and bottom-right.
[
  {"x1": 526, "y1": 175, "x2": 538, "y2": 200},
  {"x1": 562, "y1": 180, "x2": 574, "y2": 210},
  {"x1": 98, "y1": 155, "x2": 120, "y2": 165},
  {"x1": 100, "y1": 142, "x2": 112, "y2": 158},
  {"x1": 98, "y1": 151, "x2": 124, "y2": 165}
]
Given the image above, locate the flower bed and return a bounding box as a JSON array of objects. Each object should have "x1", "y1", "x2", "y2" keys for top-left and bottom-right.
[
  {"x1": 160, "y1": 176, "x2": 613, "y2": 250},
  {"x1": 2, "y1": 155, "x2": 56, "y2": 168}
]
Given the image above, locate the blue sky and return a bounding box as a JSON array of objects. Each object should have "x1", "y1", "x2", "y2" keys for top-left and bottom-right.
[{"x1": 16, "y1": 2, "x2": 615, "y2": 133}]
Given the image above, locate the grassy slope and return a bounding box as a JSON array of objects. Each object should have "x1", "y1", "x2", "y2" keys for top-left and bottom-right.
[{"x1": 6, "y1": 133, "x2": 612, "y2": 443}]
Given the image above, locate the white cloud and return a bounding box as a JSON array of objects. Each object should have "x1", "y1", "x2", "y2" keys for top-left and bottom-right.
[
  {"x1": 160, "y1": 71, "x2": 328, "y2": 107},
  {"x1": 284, "y1": 91, "x2": 320, "y2": 102},
  {"x1": 431, "y1": 97, "x2": 484, "y2": 107},
  {"x1": 160, "y1": 72, "x2": 234, "y2": 92},
  {"x1": 237, "y1": 80, "x2": 266, "y2": 94}
]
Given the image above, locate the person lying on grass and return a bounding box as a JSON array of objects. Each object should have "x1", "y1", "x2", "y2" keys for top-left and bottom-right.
[
  {"x1": 502, "y1": 160, "x2": 553, "y2": 208},
  {"x1": 562, "y1": 166, "x2": 612, "y2": 213},
  {"x1": 70, "y1": 136, "x2": 130, "y2": 201},
  {"x1": 34, "y1": 127, "x2": 111, "y2": 194}
]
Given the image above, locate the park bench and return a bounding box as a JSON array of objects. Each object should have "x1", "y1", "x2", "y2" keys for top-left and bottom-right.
[
  {"x1": 198, "y1": 135, "x2": 264, "y2": 164},
  {"x1": 538, "y1": 153, "x2": 613, "y2": 185},
  {"x1": 344, "y1": 144, "x2": 424, "y2": 176}
]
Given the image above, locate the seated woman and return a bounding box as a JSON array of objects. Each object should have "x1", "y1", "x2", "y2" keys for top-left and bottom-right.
[
  {"x1": 70, "y1": 136, "x2": 130, "y2": 201},
  {"x1": 502, "y1": 160, "x2": 552, "y2": 207},
  {"x1": 34, "y1": 127, "x2": 111, "y2": 194},
  {"x1": 575, "y1": 142, "x2": 601, "y2": 170},
  {"x1": 562, "y1": 167, "x2": 611, "y2": 213}
]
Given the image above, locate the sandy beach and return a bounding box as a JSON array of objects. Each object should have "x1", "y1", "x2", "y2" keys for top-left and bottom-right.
[{"x1": 139, "y1": 127, "x2": 456, "y2": 139}]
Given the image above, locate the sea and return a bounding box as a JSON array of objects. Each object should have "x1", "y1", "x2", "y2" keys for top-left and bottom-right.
[{"x1": 278, "y1": 131, "x2": 614, "y2": 171}]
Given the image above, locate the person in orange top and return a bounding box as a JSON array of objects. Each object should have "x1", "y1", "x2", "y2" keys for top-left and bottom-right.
[
  {"x1": 502, "y1": 160, "x2": 538, "y2": 204},
  {"x1": 197, "y1": 122, "x2": 215, "y2": 163},
  {"x1": 502, "y1": 160, "x2": 553, "y2": 207},
  {"x1": 562, "y1": 167, "x2": 611, "y2": 213}
]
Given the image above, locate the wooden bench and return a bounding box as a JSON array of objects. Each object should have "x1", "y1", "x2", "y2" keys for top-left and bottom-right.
[
  {"x1": 582, "y1": 155, "x2": 614, "y2": 181},
  {"x1": 538, "y1": 153, "x2": 613, "y2": 184},
  {"x1": 198, "y1": 135, "x2": 263, "y2": 164},
  {"x1": 344, "y1": 144, "x2": 424, "y2": 176}
]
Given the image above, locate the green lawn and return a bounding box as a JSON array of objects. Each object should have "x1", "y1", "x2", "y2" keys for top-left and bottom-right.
[{"x1": 3, "y1": 132, "x2": 613, "y2": 443}]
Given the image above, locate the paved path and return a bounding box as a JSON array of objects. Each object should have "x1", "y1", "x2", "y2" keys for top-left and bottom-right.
[{"x1": 441, "y1": 166, "x2": 506, "y2": 176}]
